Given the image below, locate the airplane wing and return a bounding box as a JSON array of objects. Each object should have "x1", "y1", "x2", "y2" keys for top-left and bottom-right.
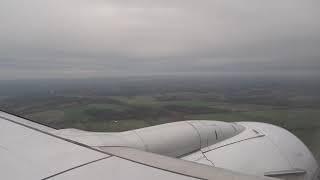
[{"x1": 0, "y1": 111, "x2": 273, "y2": 180}]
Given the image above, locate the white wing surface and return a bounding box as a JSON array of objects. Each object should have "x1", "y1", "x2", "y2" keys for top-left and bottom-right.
[{"x1": 0, "y1": 111, "x2": 273, "y2": 180}]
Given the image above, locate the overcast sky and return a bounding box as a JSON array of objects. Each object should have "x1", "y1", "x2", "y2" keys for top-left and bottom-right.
[{"x1": 0, "y1": 0, "x2": 319, "y2": 79}]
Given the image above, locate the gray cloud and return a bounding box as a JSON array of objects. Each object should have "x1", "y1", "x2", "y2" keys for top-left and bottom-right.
[{"x1": 0, "y1": 0, "x2": 319, "y2": 79}]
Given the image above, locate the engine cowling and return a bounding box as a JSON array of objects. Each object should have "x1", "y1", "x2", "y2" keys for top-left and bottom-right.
[
  {"x1": 54, "y1": 120, "x2": 245, "y2": 157},
  {"x1": 53, "y1": 120, "x2": 319, "y2": 180}
]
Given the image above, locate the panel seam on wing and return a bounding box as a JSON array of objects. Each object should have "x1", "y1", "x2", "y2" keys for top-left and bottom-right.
[{"x1": 41, "y1": 156, "x2": 113, "y2": 180}]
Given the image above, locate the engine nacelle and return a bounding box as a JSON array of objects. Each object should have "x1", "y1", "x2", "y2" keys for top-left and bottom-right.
[
  {"x1": 54, "y1": 121, "x2": 319, "y2": 180},
  {"x1": 54, "y1": 120, "x2": 244, "y2": 157}
]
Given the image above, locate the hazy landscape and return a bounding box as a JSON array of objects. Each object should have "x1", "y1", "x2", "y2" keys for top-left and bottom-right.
[
  {"x1": 0, "y1": 75, "x2": 319, "y2": 162},
  {"x1": 0, "y1": 0, "x2": 319, "y2": 178}
]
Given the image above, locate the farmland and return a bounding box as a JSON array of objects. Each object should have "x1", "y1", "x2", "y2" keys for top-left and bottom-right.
[{"x1": 1, "y1": 76, "x2": 319, "y2": 162}]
